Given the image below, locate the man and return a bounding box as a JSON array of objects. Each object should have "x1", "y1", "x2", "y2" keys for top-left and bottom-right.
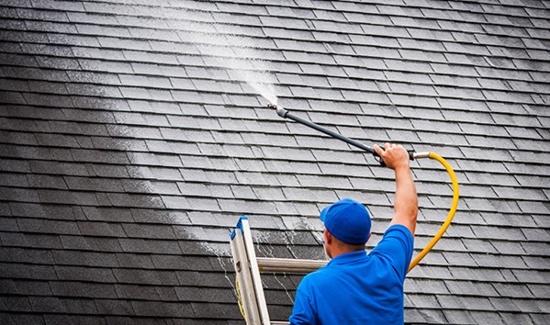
[{"x1": 289, "y1": 143, "x2": 418, "y2": 324}]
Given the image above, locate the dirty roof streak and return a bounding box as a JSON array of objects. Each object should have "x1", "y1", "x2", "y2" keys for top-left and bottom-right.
[{"x1": 0, "y1": 0, "x2": 549, "y2": 324}]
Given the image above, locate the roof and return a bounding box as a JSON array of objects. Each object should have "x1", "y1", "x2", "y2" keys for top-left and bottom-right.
[{"x1": 0, "y1": 0, "x2": 549, "y2": 324}]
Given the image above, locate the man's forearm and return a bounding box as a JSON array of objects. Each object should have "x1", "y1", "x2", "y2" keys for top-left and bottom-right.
[
  {"x1": 373, "y1": 143, "x2": 419, "y2": 234},
  {"x1": 391, "y1": 165, "x2": 418, "y2": 235}
]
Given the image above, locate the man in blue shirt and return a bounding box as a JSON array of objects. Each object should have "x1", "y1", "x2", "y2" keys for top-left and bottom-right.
[{"x1": 289, "y1": 143, "x2": 418, "y2": 324}]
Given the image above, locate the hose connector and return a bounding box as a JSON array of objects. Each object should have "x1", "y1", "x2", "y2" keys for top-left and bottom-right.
[{"x1": 413, "y1": 152, "x2": 430, "y2": 159}]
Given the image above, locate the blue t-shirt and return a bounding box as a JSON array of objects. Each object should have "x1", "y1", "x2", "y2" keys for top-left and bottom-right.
[{"x1": 289, "y1": 224, "x2": 414, "y2": 325}]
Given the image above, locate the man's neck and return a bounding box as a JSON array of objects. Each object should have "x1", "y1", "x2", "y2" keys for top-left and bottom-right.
[{"x1": 330, "y1": 247, "x2": 365, "y2": 259}]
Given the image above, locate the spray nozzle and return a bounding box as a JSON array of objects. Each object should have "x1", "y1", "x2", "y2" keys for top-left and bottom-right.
[{"x1": 267, "y1": 103, "x2": 288, "y2": 118}]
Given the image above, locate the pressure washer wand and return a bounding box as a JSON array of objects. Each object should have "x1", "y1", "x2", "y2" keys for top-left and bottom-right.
[
  {"x1": 269, "y1": 103, "x2": 460, "y2": 272},
  {"x1": 268, "y1": 104, "x2": 415, "y2": 166}
]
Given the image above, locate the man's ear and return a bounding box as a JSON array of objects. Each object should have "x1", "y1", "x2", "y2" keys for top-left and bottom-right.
[{"x1": 324, "y1": 228, "x2": 333, "y2": 244}]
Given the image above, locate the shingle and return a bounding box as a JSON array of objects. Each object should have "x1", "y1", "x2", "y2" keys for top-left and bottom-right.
[
  {"x1": 118, "y1": 238, "x2": 181, "y2": 255},
  {"x1": 406, "y1": 278, "x2": 450, "y2": 295},
  {"x1": 465, "y1": 310, "x2": 505, "y2": 324},
  {"x1": 49, "y1": 281, "x2": 118, "y2": 299},
  {"x1": 0, "y1": 262, "x2": 57, "y2": 281},
  {"x1": 175, "y1": 286, "x2": 234, "y2": 303},
  {"x1": 517, "y1": 200, "x2": 550, "y2": 214},
  {"x1": 86, "y1": 164, "x2": 128, "y2": 179},
  {"x1": 442, "y1": 309, "x2": 477, "y2": 324},
  {"x1": 385, "y1": 59, "x2": 434, "y2": 75},
  {"x1": 63, "y1": 177, "x2": 122, "y2": 192},
  {"x1": 448, "y1": 280, "x2": 499, "y2": 297},
  {"x1": 503, "y1": 312, "x2": 538, "y2": 325},
  {"x1": 145, "y1": 140, "x2": 199, "y2": 156},
  {"x1": 52, "y1": 250, "x2": 118, "y2": 268},
  {"x1": 492, "y1": 297, "x2": 527, "y2": 314},
  {"x1": 92, "y1": 299, "x2": 134, "y2": 317},
  {"x1": 113, "y1": 268, "x2": 179, "y2": 286},
  {"x1": 127, "y1": 152, "x2": 182, "y2": 167},
  {"x1": 462, "y1": 239, "x2": 498, "y2": 254},
  {"x1": 122, "y1": 223, "x2": 176, "y2": 239},
  {"x1": 0, "y1": 247, "x2": 54, "y2": 265},
  {"x1": 521, "y1": 241, "x2": 550, "y2": 257},
  {"x1": 0, "y1": 295, "x2": 33, "y2": 313},
  {"x1": 54, "y1": 265, "x2": 117, "y2": 283},
  {"x1": 528, "y1": 284, "x2": 550, "y2": 300},
  {"x1": 77, "y1": 221, "x2": 126, "y2": 238},
  {"x1": 1, "y1": 232, "x2": 62, "y2": 249},
  {"x1": 0, "y1": 279, "x2": 51, "y2": 297},
  {"x1": 58, "y1": 236, "x2": 121, "y2": 253},
  {"x1": 461, "y1": 296, "x2": 498, "y2": 313},
  {"x1": 113, "y1": 253, "x2": 154, "y2": 270},
  {"x1": 217, "y1": 198, "x2": 278, "y2": 215},
  {"x1": 194, "y1": 301, "x2": 245, "y2": 320},
  {"x1": 66, "y1": 10, "x2": 116, "y2": 24},
  {"x1": 493, "y1": 282, "x2": 535, "y2": 299},
  {"x1": 17, "y1": 218, "x2": 81, "y2": 235},
  {"x1": 115, "y1": 283, "x2": 167, "y2": 301},
  {"x1": 406, "y1": 293, "x2": 442, "y2": 310}
]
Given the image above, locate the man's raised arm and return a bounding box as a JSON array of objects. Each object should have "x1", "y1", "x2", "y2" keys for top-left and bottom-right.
[{"x1": 373, "y1": 143, "x2": 418, "y2": 235}]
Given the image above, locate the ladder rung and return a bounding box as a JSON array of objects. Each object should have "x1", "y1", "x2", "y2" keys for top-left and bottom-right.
[{"x1": 257, "y1": 257, "x2": 327, "y2": 273}]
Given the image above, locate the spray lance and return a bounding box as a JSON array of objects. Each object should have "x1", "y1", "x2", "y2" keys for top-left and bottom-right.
[
  {"x1": 268, "y1": 103, "x2": 459, "y2": 272},
  {"x1": 269, "y1": 103, "x2": 421, "y2": 166}
]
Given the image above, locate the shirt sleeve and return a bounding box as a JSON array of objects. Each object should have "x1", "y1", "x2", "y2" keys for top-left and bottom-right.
[
  {"x1": 289, "y1": 276, "x2": 317, "y2": 325},
  {"x1": 370, "y1": 224, "x2": 414, "y2": 280}
]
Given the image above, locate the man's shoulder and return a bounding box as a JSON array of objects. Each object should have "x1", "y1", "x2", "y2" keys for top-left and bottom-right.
[
  {"x1": 299, "y1": 264, "x2": 335, "y2": 286},
  {"x1": 370, "y1": 224, "x2": 415, "y2": 279},
  {"x1": 384, "y1": 224, "x2": 413, "y2": 238},
  {"x1": 374, "y1": 224, "x2": 414, "y2": 253}
]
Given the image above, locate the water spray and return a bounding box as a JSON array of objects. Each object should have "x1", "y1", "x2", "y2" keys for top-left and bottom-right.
[{"x1": 268, "y1": 103, "x2": 459, "y2": 272}]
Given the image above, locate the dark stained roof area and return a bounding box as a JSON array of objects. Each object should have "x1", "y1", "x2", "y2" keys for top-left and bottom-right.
[{"x1": 0, "y1": 0, "x2": 549, "y2": 324}]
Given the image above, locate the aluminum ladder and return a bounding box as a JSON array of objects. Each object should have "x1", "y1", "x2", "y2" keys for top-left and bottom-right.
[{"x1": 229, "y1": 216, "x2": 327, "y2": 325}]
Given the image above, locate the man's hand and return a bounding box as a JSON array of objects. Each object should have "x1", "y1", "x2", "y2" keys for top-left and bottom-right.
[{"x1": 373, "y1": 143, "x2": 410, "y2": 171}]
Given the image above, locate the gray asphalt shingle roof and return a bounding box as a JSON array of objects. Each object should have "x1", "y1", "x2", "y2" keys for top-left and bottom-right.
[{"x1": 1, "y1": 0, "x2": 549, "y2": 324}]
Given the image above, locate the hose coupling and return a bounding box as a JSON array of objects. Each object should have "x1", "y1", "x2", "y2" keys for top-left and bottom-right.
[{"x1": 413, "y1": 152, "x2": 431, "y2": 159}]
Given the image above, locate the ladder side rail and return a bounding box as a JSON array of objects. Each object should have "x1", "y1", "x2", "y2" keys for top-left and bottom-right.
[
  {"x1": 230, "y1": 228, "x2": 262, "y2": 325},
  {"x1": 240, "y1": 218, "x2": 271, "y2": 325}
]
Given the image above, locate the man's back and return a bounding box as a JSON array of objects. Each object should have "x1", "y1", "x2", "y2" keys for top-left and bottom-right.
[
  {"x1": 289, "y1": 224, "x2": 413, "y2": 325},
  {"x1": 289, "y1": 144, "x2": 417, "y2": 324}
]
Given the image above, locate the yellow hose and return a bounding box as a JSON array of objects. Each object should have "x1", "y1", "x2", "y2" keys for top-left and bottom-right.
[
  {"x1": 408, "y1": 152, "x2": 460, "y2": 272},
  {"x1": 235, "y1": 276, "x2": 247, "y2": 320}
]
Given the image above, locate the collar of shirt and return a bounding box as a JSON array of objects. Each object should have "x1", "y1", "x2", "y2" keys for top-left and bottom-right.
[{"x1": 327, "y1": 250, "x2": 367, "y2": 267}]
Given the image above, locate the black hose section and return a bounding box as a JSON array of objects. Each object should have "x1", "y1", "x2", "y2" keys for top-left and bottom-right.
[
  {"x1": 283, "y1": 111, "x2": 376, "y2": 155},
  {"x1": 272, "y1": 105, "x2": 415, "y2": 166}
]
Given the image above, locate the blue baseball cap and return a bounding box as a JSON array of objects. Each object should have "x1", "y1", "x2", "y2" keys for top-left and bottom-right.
[{"x1": 320, "y1": 198, "x2": 371, "y2": 245}]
